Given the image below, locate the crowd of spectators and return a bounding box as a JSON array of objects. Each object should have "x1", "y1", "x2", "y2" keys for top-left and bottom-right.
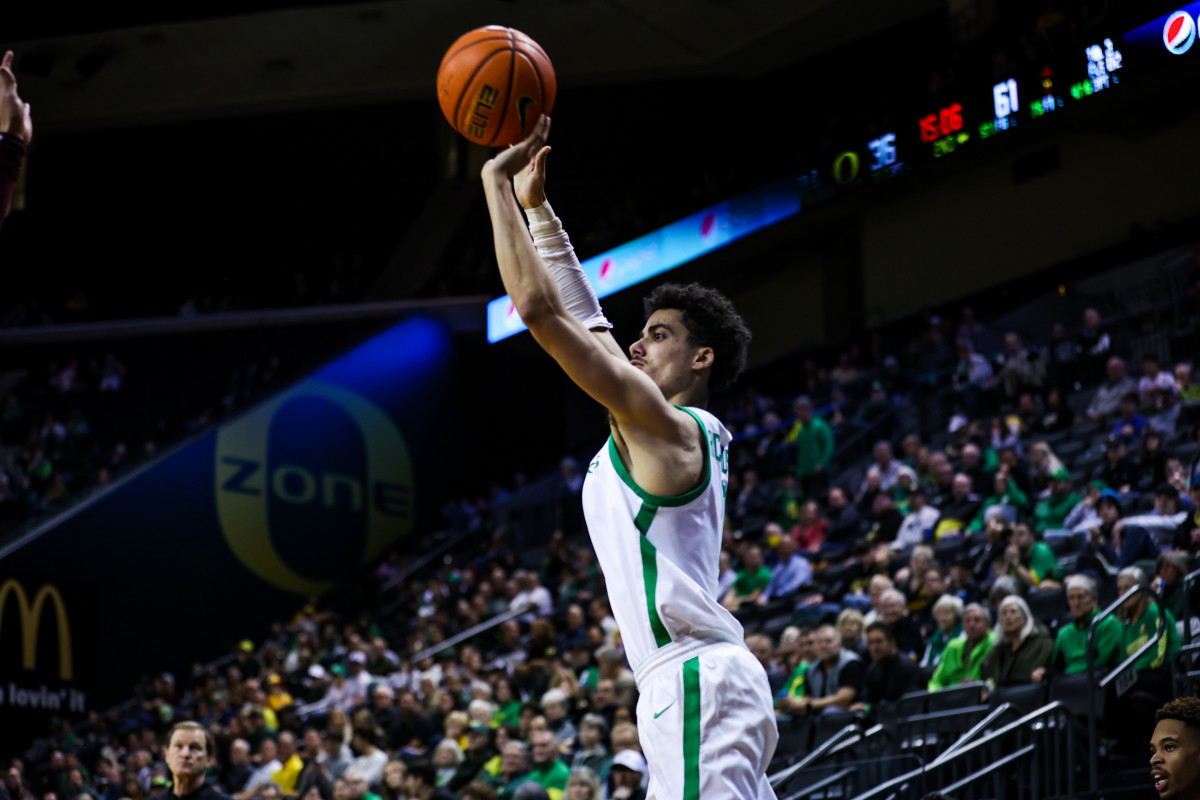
[{"x1": 5, "y1": 288, "x2": 1199, "y2": 800}]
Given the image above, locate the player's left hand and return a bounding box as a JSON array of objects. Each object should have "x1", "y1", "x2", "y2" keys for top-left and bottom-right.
[
  {"x1": 0, "y1": 51, "x2": 33, "y2": 144},
  {"x1": 483, "y1": 114, "x2": 550, "y2": 180},
  {"x1": 513, "y1": 144, "x2": 551, "y2": 209}
]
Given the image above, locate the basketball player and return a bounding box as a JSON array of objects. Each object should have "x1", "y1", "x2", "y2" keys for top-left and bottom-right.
[{"x1": 481, "y1": 115, "x2": 777, "y2": 799}]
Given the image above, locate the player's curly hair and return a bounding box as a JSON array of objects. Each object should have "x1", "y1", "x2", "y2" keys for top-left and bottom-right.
[
  {"x1": 1156, "y1": 696, "x2": 1200, "y2": 731},
  {"x1": 643, "y1": 282, "x2": 751, "y2": 392}
]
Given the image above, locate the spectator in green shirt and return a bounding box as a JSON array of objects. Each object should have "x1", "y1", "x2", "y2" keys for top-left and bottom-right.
[
  {"x1": 928, "y1": 604, "x2": 995, "y2": 691},
  {"x1": 1005, "y1": 522, "x2": 1063, "y2": 590},
  {"x1": 1033, "y1": 469, "x2": 1081, "y2": 534},
  {"x1": 722, "y1": 543, "x2": 772, "y2": 611},
  {"x1": 1117, "y1": 567, "x2": 1181, "y2": 672},
  {"x1": 789, "y1": 396, "x2": 835, "y2": 499},
  {"x1": 967, "y1": 469, "x2": 1028, "y2": 533},
  {"x1": 1175, "y1": 362, "x2": 1200, "y2": 403},
  {"x1": 1032, "y1": 574, "x2": 1123, "y2": 684},
  {"x1": 520, "y1": 731, "x2": 569, "y2": 800}
]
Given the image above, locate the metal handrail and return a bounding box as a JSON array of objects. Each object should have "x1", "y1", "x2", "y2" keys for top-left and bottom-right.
[
  {"x1": 938, "y1": 744, "x2": 1036, "y2": 797},
  {"x1": 930, "y1": 702, "x2": 1016, "y2": 765},
  {"x1": 1087, "y1": 585, "x2": 1169, "y2": 793},
  {"x1": 380, "y1": 528, "x2": 476, "y2": 592},
  {"x1": 781, "y1": 767, "x2": 857, "y2": 800},
  {"x1": 850, "y1": 701, "x2": 1071, "y2": 800},
  {"x1": 1184, "y1": 568, "x2": 1200, "y2": 647},
  {"x1": 770, "y1": 724, "x2": 861, "y2": 787}
]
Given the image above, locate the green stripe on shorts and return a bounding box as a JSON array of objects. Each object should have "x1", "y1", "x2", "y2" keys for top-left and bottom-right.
[{"x1": 683, "y1": 656, "x2": 701, "y2": 800}]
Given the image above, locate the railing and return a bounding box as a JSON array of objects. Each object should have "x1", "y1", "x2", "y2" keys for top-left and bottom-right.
[
  {"x1": 777, "y1": 755, "x2": 925, "y2": 800},
  {"x1": 770, "y1": 724, "x2": 861, "y2": 788},
  {"x1": 1087, "y1": 585, "x2": 1169, "y2": 793},
  {"x1": 1185, "y1": 568, "x2": 1200, "y2": 647},
  {"x1": 850, "y1": 702, "x2": 1076, "y2": 800},
  {"x1": 929, "y1": 702, "x2": 1018, "y2": 765}
]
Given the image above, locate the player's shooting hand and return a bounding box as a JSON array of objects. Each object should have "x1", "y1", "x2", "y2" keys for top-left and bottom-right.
[
  {"x1": 513, "y1": 144, "x2": 551, "y2": 209},
  {"x1": 482, "y1": 114, "x2": 550, "y2": 181},
  {"x1": 0, "y1": 51, "x2": 33, "y2": 144}
]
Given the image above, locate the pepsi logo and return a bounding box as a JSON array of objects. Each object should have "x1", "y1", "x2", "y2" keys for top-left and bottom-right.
[
  {"x1": 1164, "y1": 10, "x2": 1196, "y2": 55},
  {"x1": 701, "y1": 212, "x2": 717, "y2": 237},
  {"x1": 600, "y1": 258, "x2": 614, "y2": 281}
]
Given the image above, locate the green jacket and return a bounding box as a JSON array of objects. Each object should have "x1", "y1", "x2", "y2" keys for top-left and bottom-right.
[
  {"x1": 733, "y1": 566, "x2": 772, "y2": 596},
  {"x1": 967, "y1": 479, "x2": 1029, "y2": 532},
  {"x1": 519, "y1": 760, "x2": 570, "y2": 800},
  {"x1": 1052, "y1": 610, "x2": 1123, "y2": 674},
  {"x1": 1019, "y1": 541, "x2": 1063, "y2": 585},
  {"x1": 1122, "y1": 602, "x2": 1181, "y2": 671},
  {"x1": 793, "y1": 416, "x2": 835, "y2": 477},
  {"x1": 928, "y1": 631, "x2": 995, "y2": 691},
  {"x1": 1034, "y1": 491, "x2": 1081, "y2": 533}
]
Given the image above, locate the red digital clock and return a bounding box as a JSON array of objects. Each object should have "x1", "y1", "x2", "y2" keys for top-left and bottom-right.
[{"x1": 918, "y1": 103, "x2": 964, "y2": 143}]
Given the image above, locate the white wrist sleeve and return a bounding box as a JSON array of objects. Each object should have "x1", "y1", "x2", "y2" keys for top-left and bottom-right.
[{"x1": 523, "y1": 201, "x2": 612, "y2": 330}]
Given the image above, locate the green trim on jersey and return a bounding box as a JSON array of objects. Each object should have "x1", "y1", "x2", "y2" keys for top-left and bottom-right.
[
  {"x1": 605, "y1": 407, "x2": 711, "y2": 507},
  {"x1": 683, "y1": 656, "x2": 702, "y2": 800},
  {"x1": 635, "y1": 503, "x2": 672, "y2": 647}
]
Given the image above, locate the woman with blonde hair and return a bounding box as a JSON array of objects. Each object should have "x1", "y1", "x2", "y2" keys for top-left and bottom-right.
[
  {"x1": 565, "y1": 766, "x2": 603, "y2": 800},
  {"x1": 920, "y1": 594, "x2": 964, "y2": 669},
  {"x1": 1028, "y1": 441, "x2": 1065, "y2": 495},
  {"x1": 378, "y1": 761, "x2": 408, "y2": 800},
  {"x1": 836, "y1": 608, "x2": 867, "y2": 658}
]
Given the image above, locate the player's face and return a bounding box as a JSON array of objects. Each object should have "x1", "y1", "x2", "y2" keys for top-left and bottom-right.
[
  {"x1": 1150, "y1": 719, "x2": 1200, "y2": 799},
  {"x1": 629, "y1": 309, "x2": 706, "y2": 397}
]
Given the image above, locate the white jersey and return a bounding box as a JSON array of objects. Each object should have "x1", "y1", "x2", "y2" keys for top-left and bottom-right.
[{"x1": 582, "y1": 406, "x2": 746, "y2": 673}]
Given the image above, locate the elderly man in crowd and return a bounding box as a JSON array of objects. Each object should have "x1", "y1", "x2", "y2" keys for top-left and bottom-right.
[
  {"x1": 1032, "y1": 574, "x2": 1122, "y2": 683},
  {"x1": 790, "y1": 624, "x2": 864, "y2": 716},
  {"x1": 929, "y1": 604, "x2": 995, "y2": 691},
  {"x1": 1087, "y1": 357, "x2": 1137, "y2": 421}
]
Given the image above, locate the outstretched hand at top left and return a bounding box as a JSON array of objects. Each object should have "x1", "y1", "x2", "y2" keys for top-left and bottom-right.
[
  {"x1": 0, "y1": 51, "x2": 33, "y2": 145},
  {"x1": 482, "y1": 114, "x2": 549, "y2": 181}
]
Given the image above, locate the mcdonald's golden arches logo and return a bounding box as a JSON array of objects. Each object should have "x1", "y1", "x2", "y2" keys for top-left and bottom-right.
[{"x1": 0, "y1": 580, "x2": 73, "y2": 681}]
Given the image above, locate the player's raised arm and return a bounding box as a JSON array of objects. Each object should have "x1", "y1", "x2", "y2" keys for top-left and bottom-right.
[{"x1": 480, "y1": 117, "x2": 683, "y2": 440}]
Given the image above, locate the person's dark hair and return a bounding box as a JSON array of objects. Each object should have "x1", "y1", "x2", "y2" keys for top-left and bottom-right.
[
  {"x1": 1155, "y1": 696, "x2": 1200, "y2": 731},
  {"x1": 1120, "y1": 391, "x2": 1139, "y2": 406},
  {"x1": 865, "y1": 621, "x2": 894, "y2": 641},
  {"x1": 406, "y1": 760, "x2": 436, "y2": 788},
  {"x1": 643, "y1": 282, "x2": 751, "y2": 392}
]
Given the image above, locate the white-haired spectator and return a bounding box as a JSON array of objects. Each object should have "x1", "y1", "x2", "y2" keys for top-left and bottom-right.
[
  {"x1": 541, "y1": 688, "x2": 578, "y2": 751},
  {"x1": 433, "y1": 739, "x2": 464, "y2": 788},
  {"x1": 1032, "y1": 574, "x2": 1123, "y2": 683},
  {"x1": 921, "y1": 594, "x2": 964, "y2": 669},
  {"x1": 980, "y1": 595, "x2": 1052, "y2": 686},
  {"x1": 1175, "y1": 362, "x2": 1200, "y2": 403}
]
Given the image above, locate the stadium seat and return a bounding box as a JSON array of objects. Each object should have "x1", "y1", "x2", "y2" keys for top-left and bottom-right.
[
  {"x1": 1056, "y1": 440, "x2": 1086, "y2": 460},
  {"x1": 1027, "y1": 586, "x2": 1067, "y2": 626},
  {"x1": 927, "y1": 682, "x2": 986, "y2": 712},
  {"x1": 989, "y1": 682, "x2": 1049, "y2": 715},
  {"x1": 1072, "y1": 421, "x2": 1104, "y2": 441},
  {"x1": 1051, "y1": 672, "x2": 1105, "y2": 720},
  {"x1": 894, "y1": 690, "x2": 929, "y2": 718}
]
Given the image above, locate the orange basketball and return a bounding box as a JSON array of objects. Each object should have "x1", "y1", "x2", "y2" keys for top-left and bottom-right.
[{"x1": 436, "y1": 26, "x2": 557, "y2": 147}]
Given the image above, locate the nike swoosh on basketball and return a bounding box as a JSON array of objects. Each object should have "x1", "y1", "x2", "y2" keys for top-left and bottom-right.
[
  {"x1": 653, "y1": 701, "x2": 676, "y2": 719},
  {"x1": 517, "y1": 96, "x2": 535, "y2": 131}
]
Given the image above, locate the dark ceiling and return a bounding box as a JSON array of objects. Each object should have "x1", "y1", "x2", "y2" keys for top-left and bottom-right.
[{"x1": 0, "y1": 0, "x2": 945, "y2": 131}]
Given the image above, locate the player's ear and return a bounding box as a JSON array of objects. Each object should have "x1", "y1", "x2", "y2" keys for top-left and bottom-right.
[{"x1": 692, "y1": 347, "x2": 714, "y2": 373}]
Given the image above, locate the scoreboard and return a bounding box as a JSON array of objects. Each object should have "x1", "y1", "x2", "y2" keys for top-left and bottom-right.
[{"x1": 487, "y1": 6, "x2": 1200, "y2": 343}]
